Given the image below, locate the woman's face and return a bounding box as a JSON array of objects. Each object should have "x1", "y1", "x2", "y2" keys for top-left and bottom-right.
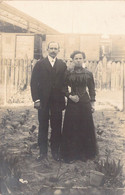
[{"x1": 73, "y1": 53, "x2": 84, "y2": 67}]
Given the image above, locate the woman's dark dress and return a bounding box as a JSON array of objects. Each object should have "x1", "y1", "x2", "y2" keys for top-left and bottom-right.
[{"x1": 61, "y1": 67, "x2": 98, "y2": 162}]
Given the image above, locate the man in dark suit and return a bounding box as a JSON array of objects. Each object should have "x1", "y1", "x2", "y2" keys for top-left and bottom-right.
[{"x1": 30, "y1": 42, "x2": 67, "y2": 161}]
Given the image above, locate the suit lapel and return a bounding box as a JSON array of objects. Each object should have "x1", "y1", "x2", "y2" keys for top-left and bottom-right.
[
  {"x1": 43, "y1": 57, "x2": 61, "y2": 74},
  {"x1": 53, "y1": 58, "x2": 60, "y2": 74},
  {"x1": 44, "y1": 57, "x2": 52, "y2": 72}
]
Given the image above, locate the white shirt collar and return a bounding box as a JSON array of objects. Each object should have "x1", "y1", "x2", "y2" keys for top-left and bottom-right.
[{"x1": 48, "y1": 55, "x2": 56, "y2": 67}]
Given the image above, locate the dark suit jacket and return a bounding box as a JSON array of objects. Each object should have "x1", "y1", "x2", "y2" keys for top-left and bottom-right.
[{"x1": 30, "y1": 57, "x2": 67, "y2": 110}]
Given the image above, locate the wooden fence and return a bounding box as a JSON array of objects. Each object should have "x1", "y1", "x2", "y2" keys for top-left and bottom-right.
[
  {"x1": 0, "y1": 58, "x2": 32, "y2": 104},
  {"x1": 86, "y1": 57, "x2": 124, "y2": 90},
  {"x1": 0, "y1": 58, "x2": 32, "y2": 87},
  {"x1": 0, "y1": 57, "x2": 124, "y2": 105}
]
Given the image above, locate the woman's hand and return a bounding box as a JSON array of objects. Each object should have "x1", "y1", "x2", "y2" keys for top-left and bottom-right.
[{"x1": 69, "y1": 95, "x2": 79, "y2": 103}]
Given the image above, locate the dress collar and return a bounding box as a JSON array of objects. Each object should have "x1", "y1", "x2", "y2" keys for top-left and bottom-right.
[{"x1": 74, "y1": 66, "x2": 84, "y2": 72}]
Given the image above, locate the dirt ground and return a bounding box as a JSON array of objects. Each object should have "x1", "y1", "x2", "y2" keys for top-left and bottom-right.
[{"x1": 0, "y1": 91, "x2": 125, "y2": 195}]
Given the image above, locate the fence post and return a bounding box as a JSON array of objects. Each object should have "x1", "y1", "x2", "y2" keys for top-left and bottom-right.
[
  {"x1": 123, "y1": 61, "x2": 125, "y2": 111},
  {"x1": 4, "y1": 61, "x2": 7, "y2": 105}
]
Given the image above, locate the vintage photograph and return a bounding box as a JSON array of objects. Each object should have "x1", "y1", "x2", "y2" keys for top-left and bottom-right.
[{"x1": 0, "y1": 0, "x2": 125, "y2": 194}]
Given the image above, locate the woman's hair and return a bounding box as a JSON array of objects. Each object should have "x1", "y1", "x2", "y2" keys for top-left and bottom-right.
[{"x1": 70, "y1": 50, "x2": 86, "y2": 59}]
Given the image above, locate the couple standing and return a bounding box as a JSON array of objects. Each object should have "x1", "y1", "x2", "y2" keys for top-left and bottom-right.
[{"x1": 30, "y1": 41, "x2": 97, "y2": 163}]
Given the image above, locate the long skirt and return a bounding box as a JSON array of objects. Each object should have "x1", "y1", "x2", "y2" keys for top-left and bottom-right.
[{"x1": 60, "y1": 100, "x2": 98, "y2": 161}]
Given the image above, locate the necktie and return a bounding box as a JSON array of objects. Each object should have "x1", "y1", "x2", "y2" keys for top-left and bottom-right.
[{"x1": 51, "y1": 60, "x2": 55, "y2": 67}]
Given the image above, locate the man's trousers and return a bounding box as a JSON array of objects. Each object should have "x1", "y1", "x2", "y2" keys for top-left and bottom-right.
[{"x1": 38, "y1": 102, "x2": 62, "y2": 155}]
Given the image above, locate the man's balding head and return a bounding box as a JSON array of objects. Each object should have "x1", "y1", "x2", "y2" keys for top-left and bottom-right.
[
  {"x1": 47, "y1": 42, "x2": 60, "y2": 49},
  {"x1": 47, "y1": 42, "x2": 60, "y2": 58}
]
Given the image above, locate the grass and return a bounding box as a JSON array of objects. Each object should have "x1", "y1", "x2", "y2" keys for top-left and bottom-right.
[{"x1": 95, "y1": 150, "x2": 123, "y2": 187}]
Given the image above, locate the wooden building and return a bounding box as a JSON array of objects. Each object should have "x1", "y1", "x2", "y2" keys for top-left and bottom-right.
[
  {"x1": 0, "y1": 2, "x2": 59, "y2": 60},
  {"x1": 111, "y1": 35, "x2": 125, "y2": 61},
  {"x1": 0, "y1": 33, "x2": 45, "y2": 60},
  {"x1": 1, "y1": 2, "x2": 125, "y2": 61},
  {"x1": 45, "y1": 34, "x2": 100, "y2": 60}
]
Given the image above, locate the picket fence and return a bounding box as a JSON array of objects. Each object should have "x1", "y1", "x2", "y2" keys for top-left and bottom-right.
[
  {"x1": 0, "y1": 57, "x2": 124, "y2": 104},
  {"x1": 0, "y1": 58, "x2": 33, "y2": 104},
  {"x1": 86, "y1": 57, "x2": 124, "y2": 90}
]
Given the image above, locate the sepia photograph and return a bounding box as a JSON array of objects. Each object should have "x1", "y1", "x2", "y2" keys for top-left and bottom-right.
[{"x1": 0, "y1": 0, "x2": 125, "y2": 194}]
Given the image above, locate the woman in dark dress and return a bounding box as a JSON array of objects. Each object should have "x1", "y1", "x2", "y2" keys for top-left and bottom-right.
[{"x1": 61, "y1": 51, "x2": 98, "y2": 163}]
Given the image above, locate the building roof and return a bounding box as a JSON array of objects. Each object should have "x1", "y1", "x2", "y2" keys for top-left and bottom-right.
[{"x1": 0, "y1": 2, "x2": 59, "y2": 34}]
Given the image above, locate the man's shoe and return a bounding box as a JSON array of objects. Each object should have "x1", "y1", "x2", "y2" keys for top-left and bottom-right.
[
  {"x1": 64, "y1": 159, "x2": 75, "y2": 164},
  {"x1": 36, "y1": 154, "x2": 47, "y2": 162}
]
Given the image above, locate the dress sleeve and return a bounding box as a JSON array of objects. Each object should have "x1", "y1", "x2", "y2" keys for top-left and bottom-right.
[
  {"x1": 62, "y1": 70, "x2": 70, "y2": 98},
  {"x1": 87, "y1": 72, "x2": 96, "y2": 102}
]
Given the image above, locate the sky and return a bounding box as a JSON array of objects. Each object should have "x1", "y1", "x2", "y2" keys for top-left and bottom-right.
[{"x1": 5, "y1": 1, "x2": 125, "y2": 34}]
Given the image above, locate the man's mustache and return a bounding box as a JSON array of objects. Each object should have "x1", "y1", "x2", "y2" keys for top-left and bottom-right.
[{"x1": 50, "y1": 52, "x2": 56, "y2": 55}]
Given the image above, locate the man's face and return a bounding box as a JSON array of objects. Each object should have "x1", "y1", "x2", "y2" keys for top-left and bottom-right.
[{"x1": 47, "y1": 42, "x2": 60, "y2": 58}]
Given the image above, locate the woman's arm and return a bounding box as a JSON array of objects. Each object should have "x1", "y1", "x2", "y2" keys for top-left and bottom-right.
[
  {"x1": 87, "y1": 72, "x2": 96, "y2": 102},
  {"x1": 62, "y1": 70, "x2": 79, "y2": 103},
  {"x1": 62, "y1": 70, "x2": 70, "y2": 98}
]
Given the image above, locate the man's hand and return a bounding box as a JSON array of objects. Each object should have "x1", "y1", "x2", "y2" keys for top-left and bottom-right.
[
  {"x1": 34, "y1": 101, "x2": 41, "y2": 109},
  {"x1": 91, "y1": 101, "x2": 95, "y2": 113},
  {"x1": 69, "y1": 95, "x2": 79, "y2": 103}
]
